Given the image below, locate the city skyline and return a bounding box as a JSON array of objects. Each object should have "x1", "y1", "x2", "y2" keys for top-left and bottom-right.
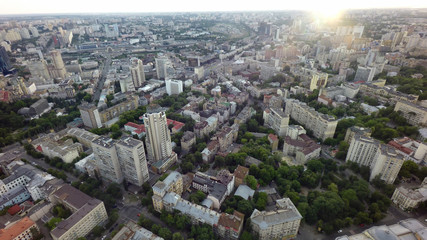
[{"x1": 1, "y1": 0, "x2": 427, "y2": 15}]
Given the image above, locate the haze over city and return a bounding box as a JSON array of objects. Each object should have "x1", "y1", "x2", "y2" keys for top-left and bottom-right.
[{"x1": 0, "y1": 3, "x2": 427, "y2": 240}]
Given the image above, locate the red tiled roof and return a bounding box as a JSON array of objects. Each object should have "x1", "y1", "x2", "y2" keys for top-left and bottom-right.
[
  {"x1": 125, "y1": 122, "x2": 146, "y2": 132},
  {"x1": 167, "y1": 119, "x2": 185, "y2": 130},
  {"x1": 268, "y1": 134, "x2": 278, "y2": 142},
  {"x1": 7, "y1": 205, "x2": 22, "y2": 215},
  {"x1": 0, "y1": 90, "x2": 9, "y2": 102},
  {"x1": 35, "y1": 145, "x2": 43, "y2": 152},
  {"x1": 388, "y1": 141, "x2": 413, "y2": 155},
  {"x1": 0, "y1": 217, "x2": 36, "y2": 240}
]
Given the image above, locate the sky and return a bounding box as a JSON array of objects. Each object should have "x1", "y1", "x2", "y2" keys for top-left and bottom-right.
[{"x1": 1, "y1": 0, "x2": 427, "y2": 15}]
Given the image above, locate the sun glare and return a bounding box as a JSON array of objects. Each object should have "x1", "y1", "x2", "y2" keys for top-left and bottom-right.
[{"x1": 311, "y1": 5, "x2": 344, "y2": 21}]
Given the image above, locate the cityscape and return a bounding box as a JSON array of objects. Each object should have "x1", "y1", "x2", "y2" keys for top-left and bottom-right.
[{"x1": 0, "y1": 3, "x2": 427, "y2": 240}]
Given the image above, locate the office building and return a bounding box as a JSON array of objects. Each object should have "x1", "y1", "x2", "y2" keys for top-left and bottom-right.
[
  {"x1": 394, "y1": 101, "x2": 427, "y2": 127},
  {"x1": 284, "y1": 99, "x2": 338, "y2": 140},
  {"x1": 0, "y1": 217, "x2": 38, "y2": 240},
  {"x1": 142, "y1": 112, "x2": 176, "y2": 171},
  {"x1": 130, "y1": 59, "x2": 145, "y2": 89},
  {"x1": 48, "y1": 50, "x2": 67, "y2": 79},
  {"x1": 391, "y1": 178, "x2": 427, "y2": 211},
  {"x1": 263, "y1": 108, "x2": 289, "y2": 137},
  {"x1": 155, "y1": 57, "x2": 169, "y2": 80},
  {"x1": 346, "y1": 135, "x2": 380, "y2": 166},
  {"x1": 250, "y1": 198, "x2": 302, "y2": 240},
  {"x1": 116, "y1": 137, "x2": 150, "y2": 186},
  {"x1": 0, "y1": 46, "x2": 12, "y2": 75},
  {"x1": 78, "y1": 102, "x2": 102, "y2": 129},
  {"x1": 165, "y1": 79, "x2": 183, "y2": 95},
  {"x1": 50, "y1": 185, "x2": 108, "y2": 240},
  {"x1": 370, "y1": 144, "x2": 404, "y2": 184}
]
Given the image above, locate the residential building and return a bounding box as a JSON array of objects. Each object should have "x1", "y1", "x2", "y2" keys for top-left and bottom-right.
[
  {"x1": 92, "y1": 137, "x2": 122, "y2": 183},
  {"x1": 388, "y1": 137, "x2": 427, "y2": 164},
  {"x1": 155, "y1": 57, "x2": 169, "y2": 80},
  {"x1": 78, "y1": 102, "x2": 102, "y2": 129},
  {"x1": 214, "y1": 211, "x2": 245, "y2": 240},
  {"x1": 50, "y1": 185, "x2": 108, "y2": 240},
  {"x1": 0, "y1": 46, "x2": 12, "y2": 75},
  {"x1": 394, "y1": 101, "x2": 427, "y2": 127},
  {"x1": 32, "y1": 133, "x2": 83, "y2": 163},
  {"x1": 124, "y1": 122, "x2": 146, "y2": 138},
  {"x1": 250, "y1": 198, "x2": 302, "y2": 240},
  {"x1": 233, "y1": 165, "x2": 249, "y2": 187},
  {"x1": 283, "y1": 134, "x2": 321, "y2": 164},
  {"x1": 309, "y1": 72, "x2": 328, "y2": 91},
  {"x1": 268, "y1": 134, "x2": 279, "y2": 151},
  {"x1": 235, "y1": 185, "x2": 255, "y2": 200},
  {"x1": 391, "y1": 178, "x2": 427, "y2": 211},
  {"x1": 112, "y1": 220, "x2": 163, "y2": 240},
  {"x1": 116, "y1": 137, "x2": 150, "y2": 186},
  {"x1": 371, "y1": 144, "x2": 404, "y2": 184},
  {"x1": 234, "y1": 106, "x2": 256, "y2": 125},
  {"x1": 181, "y1": 131, "x2": 196, "y2": 154},
  {"x1": 346, "y1": 135, "x2": 380, "y2": 167},
  {"x1": 335, "y1": 218, "x2": 427, "y2": 240},
  {"x1": 130, "y1": 59, "x2": 145, "y2": 89},
  {"x1": 67, "y1": 128, "x2": 100, "y2": 148},
  {"x1": 263, "y1": 107, "x2": 289, "y2": 137},
  {"x1": 284, "y1": 99, "x2": 338, "y2": 140},
  {"x1": 192, "y1": 172, "x2": 228, "y2": 209},
  {"x1": 98, "y1": 95, "x2": 139, "y2": 125},
  {"x1": 0, "y1": 217, "x2": 38, "y2": 240},
  {"x1": 165, "y1": 79, "x2": 183, "y2": 95},
  {"x1": 152, "y1": 171, "x2": 183, "y2": 212},
  {"x1": 359, "y1": 83, "x2": 418, "y2": 104},
  {"x1": 344, "y1": 126, "x2": 371, "y2": 144},
  {"x1": 49, "y1": 50, "x2": 67, "y2": 79},
  {"x1": 354, "y1": 66, "x2": 376, "y2": 82}
]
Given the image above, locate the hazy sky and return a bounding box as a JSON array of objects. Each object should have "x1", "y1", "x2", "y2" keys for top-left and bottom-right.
[{"x1": 1, "y1": 0, "x2": 427, "y2": 14}]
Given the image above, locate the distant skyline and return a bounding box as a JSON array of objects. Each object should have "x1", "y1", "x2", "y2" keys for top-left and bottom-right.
[{"x1": 1, "y1": 0, "x2": 427, "y2": 15}]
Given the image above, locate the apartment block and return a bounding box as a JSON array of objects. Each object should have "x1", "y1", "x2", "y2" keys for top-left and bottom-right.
[
  {"x1": 99, "y1": 95, "x2": 139, "y2": 125},
  {"x1": 346, "y1": 135, "x2": 380, "y2": 167},
  {"x1": 67, "y1": 128, "x2": 100, "y2": 148},
  {"x1": 50, "y1": 185, "x2": 108, "y2": 240},
  {"x1": 391, "y1": 178, "x2": 427, "y2": 211},
  {"x1": 250, "y1": 198, "x2": 302, "y2": 240},
  {"x1": 91, "y1": 137, "x2": 123, "y2": 183},
  {"x1": 0, "y1": 217, "x2": 38, "y2": 240},
  {"x1": 284, "y1": 99, "x2": 338, "y2": 140},
  {"x1": 152, "y1": 171, "x2": 183, "y2": 212},
  {"x1": 214, "y1": 211, "x2": 244, "y2": 240},
  {"x1": 371, "y1": 144, "x2": 405, "y2": 184},
  {"x1": 78, "y1": 102, "x2": 102, "y2": 129},
  {"x1": 344, "y1": 126, "x2": 371, "y2": 144},
  {"x1": 165, "y1": 79, "x2": 183, "y2": 95},
  {"x1": 394, "y1": 101, "x2": 427, "y2": 127},
  {"x1": 309, "y1": 72, "x2": 328, "y2": 91},
  {"x1": 263, "y1": 107, "x2": 290, "y2": 137}
]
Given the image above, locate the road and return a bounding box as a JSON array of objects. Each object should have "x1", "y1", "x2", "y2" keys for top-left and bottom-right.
[{"x1": 92, "y1": 55, "x2": 112, "y2": 102}]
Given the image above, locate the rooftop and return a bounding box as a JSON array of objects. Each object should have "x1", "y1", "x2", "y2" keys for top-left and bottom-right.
[
  {"x1": 250, "y1": 198, "x2": 302, "y2": 230},
  {"x1": 0, "y1": 217, "x2": 36, "y2": 240},
  {"x1": 234, "y1": 165, "x2": 249, "y2": 180},
  {"x1": 235, "y1": 185, "x2": 255, "y2": 200}
]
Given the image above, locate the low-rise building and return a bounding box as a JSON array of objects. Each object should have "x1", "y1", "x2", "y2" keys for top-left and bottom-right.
[
  {"x1": 391, "y1": 178, "x2": 427, "y2": 211},
  {"x1": 268, "y1": 134, "x2": 279, "y2": 151},
  {"x1": 394, "y1": 100, "x2": 427, "y2": 127},
  {"x1": 0, "y1": 217, "x2": 38, "y2": 240},
  {"x1": 50, "y1": 185, "x2": 108, "y2": 240},
  {"x1": 250, "y1": 198, "x2": 302, "y2": 240},
  {"x1": 152, "y1": 171, "x2": 183, "y2": 212},
  {"x1": 67, "y1": 128, "x2": 100, "y2": 148},
  {"x1": 214, "y1": 211, "x2": 245, "y2": 240},
  {"x1": 112, "y1": 220, "x2": 163, "y2": 240},
  {"x1": 181, "y1": 131, "x2": 196, "y2": 154},
  {"x1": 32, "y1": 133, "x2": 83, "y2": 163},
  {"x1": 283, "y1": 134, "x2": 321, "y2": 164},
  {"x1": 233, "y1": 165, "x2": 249, "y2": 188},
  {"x1": 124, "y1": 122, "x2": 146, "y2": 138},
  {"x1": 192, "y1": 172, "x2": 228, "y2": 209}
]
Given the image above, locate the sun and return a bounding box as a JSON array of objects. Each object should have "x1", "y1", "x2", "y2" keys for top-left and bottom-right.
[{"x1": 310, "y1": 5, "x2": 344, "y2": 21}]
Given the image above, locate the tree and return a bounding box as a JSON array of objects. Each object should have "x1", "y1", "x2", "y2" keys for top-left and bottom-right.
[
  {"x1": 245, "y1": 175, "x2": 258, "y2": 190},
  {"x1": 172, "y1": 232, "x2": 185, "y2": 240},
  {"x1": 399, "y1": 160, "x2": 418, "y2": 178},
  {"x1": 92, "y1": 225, "x2": 104, "y2": 237},
  {"x1": 158, "y1": 227, "x2": 172, "y2": 240},
  {"x1": 240, "y1": 231, "x2": 254, "y2": 240}
]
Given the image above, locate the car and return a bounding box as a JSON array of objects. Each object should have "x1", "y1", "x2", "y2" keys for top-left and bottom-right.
[
  {"x1": 137, "y1": 213, "x2": 141, "y2": 217},
  {"x1": 338, "y1": 230, "x2": 343, "y2": 233},
  {"x1": 360, "y1": 224, "x2": 365, "y2": 227}
]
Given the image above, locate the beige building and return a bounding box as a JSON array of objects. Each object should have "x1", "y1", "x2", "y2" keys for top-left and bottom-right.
[
  {"x1": 263, "y1": 107, "x2": 290, "y2": 137},
  {"x1": 359, "y1": 83, "x2": 419, "y2": 104},
  {"x1": 371, "y1": 144, "x2": 405, "y2": 184},
  {"x1": 67, "y1": 128, "x2": 100, "y2": 148},
  {"x1": 49, "y1": 50, "x2": 67, "y2": 79},
  {"x1": 142, "y1": 112, "x2": 173, "y2": 163},
  {"x1": 130, "y1": 59, "x2": 145, "y2": 89},
  {"x1": 394, "y1": 101, "x2": 427, "y2": 127},
  {"x1": 78, "y1": 102, "x2": 102, "y2": 129},
  {"x1": 391, "y1": 178, "x2": 427, "y2": 211},
  {"x1": 181, "y1": 131, "x2": 196, "y2": 154},
  {"x1": 152, "y1": 171, "x2": 183, "y2": 212},
  {"x1": 50, "y1": 185, "x2": 108, "y2": 240},
  {"x1": 92, "y1": 136, "x2": 123, "y2": 183},
  {"x1": 346, "y1": 135, "x2": 380, "y2": 167},
  {"x1": 250, "y1": 198, "x2": 302, "y2": 240},
  {"x1": 309, "y1": 72, "x2": 328, "y2": 91},
  {"x1": 284, "y1": 99, "x2": 338, "y2": 140},
  {"x1": 0, "y1": 217, "x2": 38, "y2": 240},
  {"x1": 99, "y1": 95, "x2": 139, "y2": 125},
  {"x1": 344, "y1": 126, "x2": 371, "y2": 144}
]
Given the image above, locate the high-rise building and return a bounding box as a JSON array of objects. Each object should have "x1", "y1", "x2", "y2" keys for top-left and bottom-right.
[
  {"x1": 29, "y1": 27, "x2": 39, "y2": 38},
  {"x1": 0, "y1": 46, "x2": 12, "y2": 75},
  {"x1": 165, "y1": 79, "x2": 183, "y2": 95},
  {"x1": 263, "y1": 108, "x2": 289, "y2": 137},
  {"x1": 49, "y1": 50, "x2": 67, "y2": 79},
  {"x1": 19, "y1": 28, "x2": 31, "y2": 39},
  {"x1": 354, "y1": 66, "x2": 376, "y2": 82},
  {"x1": 346, "y1": 135, "x2": 380, "y2": 166},
  {"x1": 92, "y1": 136, "x2": 150, "y2": 186},
  {"x1": 78, "y1": 102, "x2": 102, "y2": 129},
  {"x1": 116, "y1": 137, "x2": 149, "y2": 186},
  {"x1": 155, "y1": 57, "x2": 169, "y2": 80},
  {"x1": 28, "y1": 60, "x2": 50, "y2": 81},
  {"x1": 130, "y1": 59, "x2": 145, "y2": 89},
  {"x1": 309, "y1": 72, "x2": 328, "y2": 91},
  {"x1": 371, "y1": 144, "x2": 404, "y2": 184},
  {"x1": 142, "y1": 112, "x2": 172, "y2": 163}
]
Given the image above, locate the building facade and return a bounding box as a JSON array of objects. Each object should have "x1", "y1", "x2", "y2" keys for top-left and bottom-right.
[
  {"x1": 263, "y1": 108, "x2": 290, "y2": 137},
  {"x1": 394, "y1": 101, "x2": 427, "y2": 127}
]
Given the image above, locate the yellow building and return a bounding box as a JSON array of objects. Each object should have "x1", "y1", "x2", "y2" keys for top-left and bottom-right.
[
  {"x1": 152, "y1": 171, "x2": 183, "y2": 212},
  {"x1": 394, "y1": 101, "x2": 427, "y2": 127}
]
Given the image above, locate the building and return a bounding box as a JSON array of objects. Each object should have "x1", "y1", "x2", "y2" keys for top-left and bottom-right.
[
  {"x1": 359, "y1": 83, "x2": 418, "y2": 104},
  {"x1": 233, "y1": 165, "x2": 249, "y2": 187},
  {"x1": 116, "y1": 137, "x2": 150, "y2": 186},
  {"x1": 388, "y1": 137, "x2": 427, "y2": 163},
  {"x1": 344, "y1": 126, "x2": 371, "y2": 144},
  {"x1": 165, "y1": 79, "x2": 183, "y2": 95},
  {"x1": 354, "y1": 66, "x2": 376, "y2": 82},
  {"x1": 250, "y1": 198, "x2": 302, "y2": 240},
  {"x1": 214, "y1": 211, "x2": 245, "y2": 240},
  {"x1": 155, "y1": 57, "x2": 169, "y2": 80},
  {"x1": 92, "y1": 136, "x2": 150, "y2": 186},
  {"x1": 124, "y1": 122, "x2": 146, "y2": 138},
  {"x1": 309, "y1": 72, "x2": 328, "y2": 91},
  {"x1": 181, "y1": 131, "x2": 196, "y2": 154},
  {"x1": 130, "y1": 59, "x2": 145, "y2": 89},
  {"x1": 98, "y1": 95, "x2": 139, "y2": 125},
  {"x1": 49, "y1": 50, "x2": 67, "y2": 79},
  {"x1": 391, "y1": 178, "x2": 427, "y2": 211},
  {"x1": 18, "y1": 98, "x2": 51, "y2": 118},
  {"x1": 66, "y1": 128, "x2": 100, "y2": 148},
  {"x1": 235, "y1": 185, "x2": 255, "y2": 200},
  {"x1": 32, "y1": 133, "x2": 83, "y2": 163},
  {"x1": 336, "y1": 218, "x2": 427, "y2": 240},
  {"x1": 192, "y1": 172, "x2": 228, "y2": 209},
  {"x1": 0, "y1": 46, "x2": 12, "y2": 75},
  {"x1": 112, "y1": 220, "x2": 163, "y2": 240},
  {"x1": 78, "y1": 102, "x2": 102, "y2": 129},
  {"x1": 346, "y1": 135, "x2": 380, "y2": 166},
  {"x1": 371, "y1": 144, "x2": 404, "y2": 184},
  {"x1": 263, "y1": 108, "x2": 290, "y2": 137},
  {"x1": 50, "y1": 185, "x2": 108, "y2": 240},
  {"x1": 152, "y1": 171, "x2": 183, "y2": 212},
  {"x1": 394, "y1": 101, "x2": 427, "y2": 127},
  {"x1": 284, "y1": 99, "x2": 338, "y2": 140},
  {"x1": 283, "y1": 134, "x2": 321, "y2": 164},
  {"x1": 0, "y1": 217, "x2": 38, "y2": 240},
  {"x1": 142, "y1": 112, "x2": 177, "y2": 173},
  {"x1": 268, "y1": 134, "x2": 279, "y2": 151}
]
